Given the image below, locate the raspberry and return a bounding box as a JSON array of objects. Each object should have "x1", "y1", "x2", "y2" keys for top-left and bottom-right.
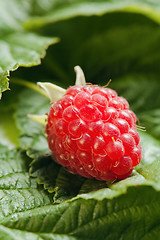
[{"x1": 38, "y1": 66, "x2": 142, "y2": 181}]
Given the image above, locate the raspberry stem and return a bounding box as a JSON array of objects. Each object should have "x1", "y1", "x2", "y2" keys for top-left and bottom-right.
[{"x1": 12, "y1": 78, "x2": 49, "y2": 98}]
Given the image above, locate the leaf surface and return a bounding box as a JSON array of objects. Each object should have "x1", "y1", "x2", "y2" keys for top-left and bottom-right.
[
  {"x1": 0, "y1": 0, "x2": 59, "y2": 96},
  {"x1": 24, "y1": 0, "x2": 160, "y2": 28},
  {"x1": 0, "y1": 32, "x2": 58, "y2": 97},
  {"x1": 1, "y1": 184, "x2": 160, "y2": 240},
  {"x1": 29, "y1": 11, "x2": 160, "y2": 90},
  {"x1": 1, "y1": 146, "x2": 160, "y2": 240},
  {"x1": 15, "y1": 88, "x2": 50, "y2": 158}
]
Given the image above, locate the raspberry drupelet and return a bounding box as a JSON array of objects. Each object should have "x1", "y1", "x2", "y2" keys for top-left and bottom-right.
[{"x1": 39, "y1": 66, "x2": 142, "y2": 181}]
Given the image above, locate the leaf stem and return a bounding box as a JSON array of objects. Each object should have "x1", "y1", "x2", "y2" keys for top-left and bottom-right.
[{"x1": 11, "y1": 78, "x2": 49, "y2": 99}]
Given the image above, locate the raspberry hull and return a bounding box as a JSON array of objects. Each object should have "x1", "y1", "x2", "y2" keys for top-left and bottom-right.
[{"x1": 46, "y1": 83, "x2": 142, "y2": 181}]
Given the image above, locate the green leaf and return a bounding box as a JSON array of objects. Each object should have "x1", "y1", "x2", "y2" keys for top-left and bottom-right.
[
  {"x1": 0, "y1": 32, "x2": 58, "y2": 70},
  {"x1": 0, "y1": 0, "x2": 59, "y2": 96},
  {"x1": 30, "y1": 156, "x2": 61, "y2": 193},
  {"x1": 0, "y1": 146, "x2": 53, "y2": 216},
  {"x1": 24, "y1": 0, "x2": 160, "y2": 28},
  {"x1": 0, "y1": 82, "x2": 23, "y2": 147},
  {"x1": 0, "y1": 0, "x2": 29, "y2": 33},
  {"x1": 0, "y1": 225, "x2": 77, "y2": 240},
  {"x1": 0, "y1": 70, "x2": 9, "y2": 96},
  {"x1": 25, "y1": 11, "x2": 160, "y2": 90},
  {"x1": 15, "y1": 88, "x2": 50, "y2": 158},
  {"x1": 0, "y1": 110, "x2": 20, "y2": 148},
  {"x1": 0, "y1": 32, "x2": 58, "y2": 96},
  {"x1": 30, "y1": 156, "x2": 95, "y2": 203},
  {"x1": 1, "y1": 184, "x2": 160, "y2": 240},
  {"x1": 0, "y1": 145, "x2": 51, "y2": 239}
]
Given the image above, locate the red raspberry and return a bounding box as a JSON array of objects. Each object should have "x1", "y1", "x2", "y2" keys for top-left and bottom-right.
[{"x1": 40, "y1": 66, "x2": 142, "y2": 181}]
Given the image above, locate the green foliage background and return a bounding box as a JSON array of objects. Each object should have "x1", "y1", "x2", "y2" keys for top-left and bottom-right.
[{"x1": 0, "y1": 0, "x2": 160, "y2": 239}]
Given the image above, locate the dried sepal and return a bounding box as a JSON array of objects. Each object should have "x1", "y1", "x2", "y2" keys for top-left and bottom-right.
[
  {"x1": 74, "y1": 65, "x2": 86, "y2": 86},
  {"x1": 37, "y1": 82, "x2": 66, "y2": 103},
  {"x1": 27, "y1": 114, "x2": 47, "y2": 125}
]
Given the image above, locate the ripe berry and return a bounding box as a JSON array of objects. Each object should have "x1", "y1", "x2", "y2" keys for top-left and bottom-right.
[{"x1": 38, "y1": 66, "x2": 142, "y2": 181}]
